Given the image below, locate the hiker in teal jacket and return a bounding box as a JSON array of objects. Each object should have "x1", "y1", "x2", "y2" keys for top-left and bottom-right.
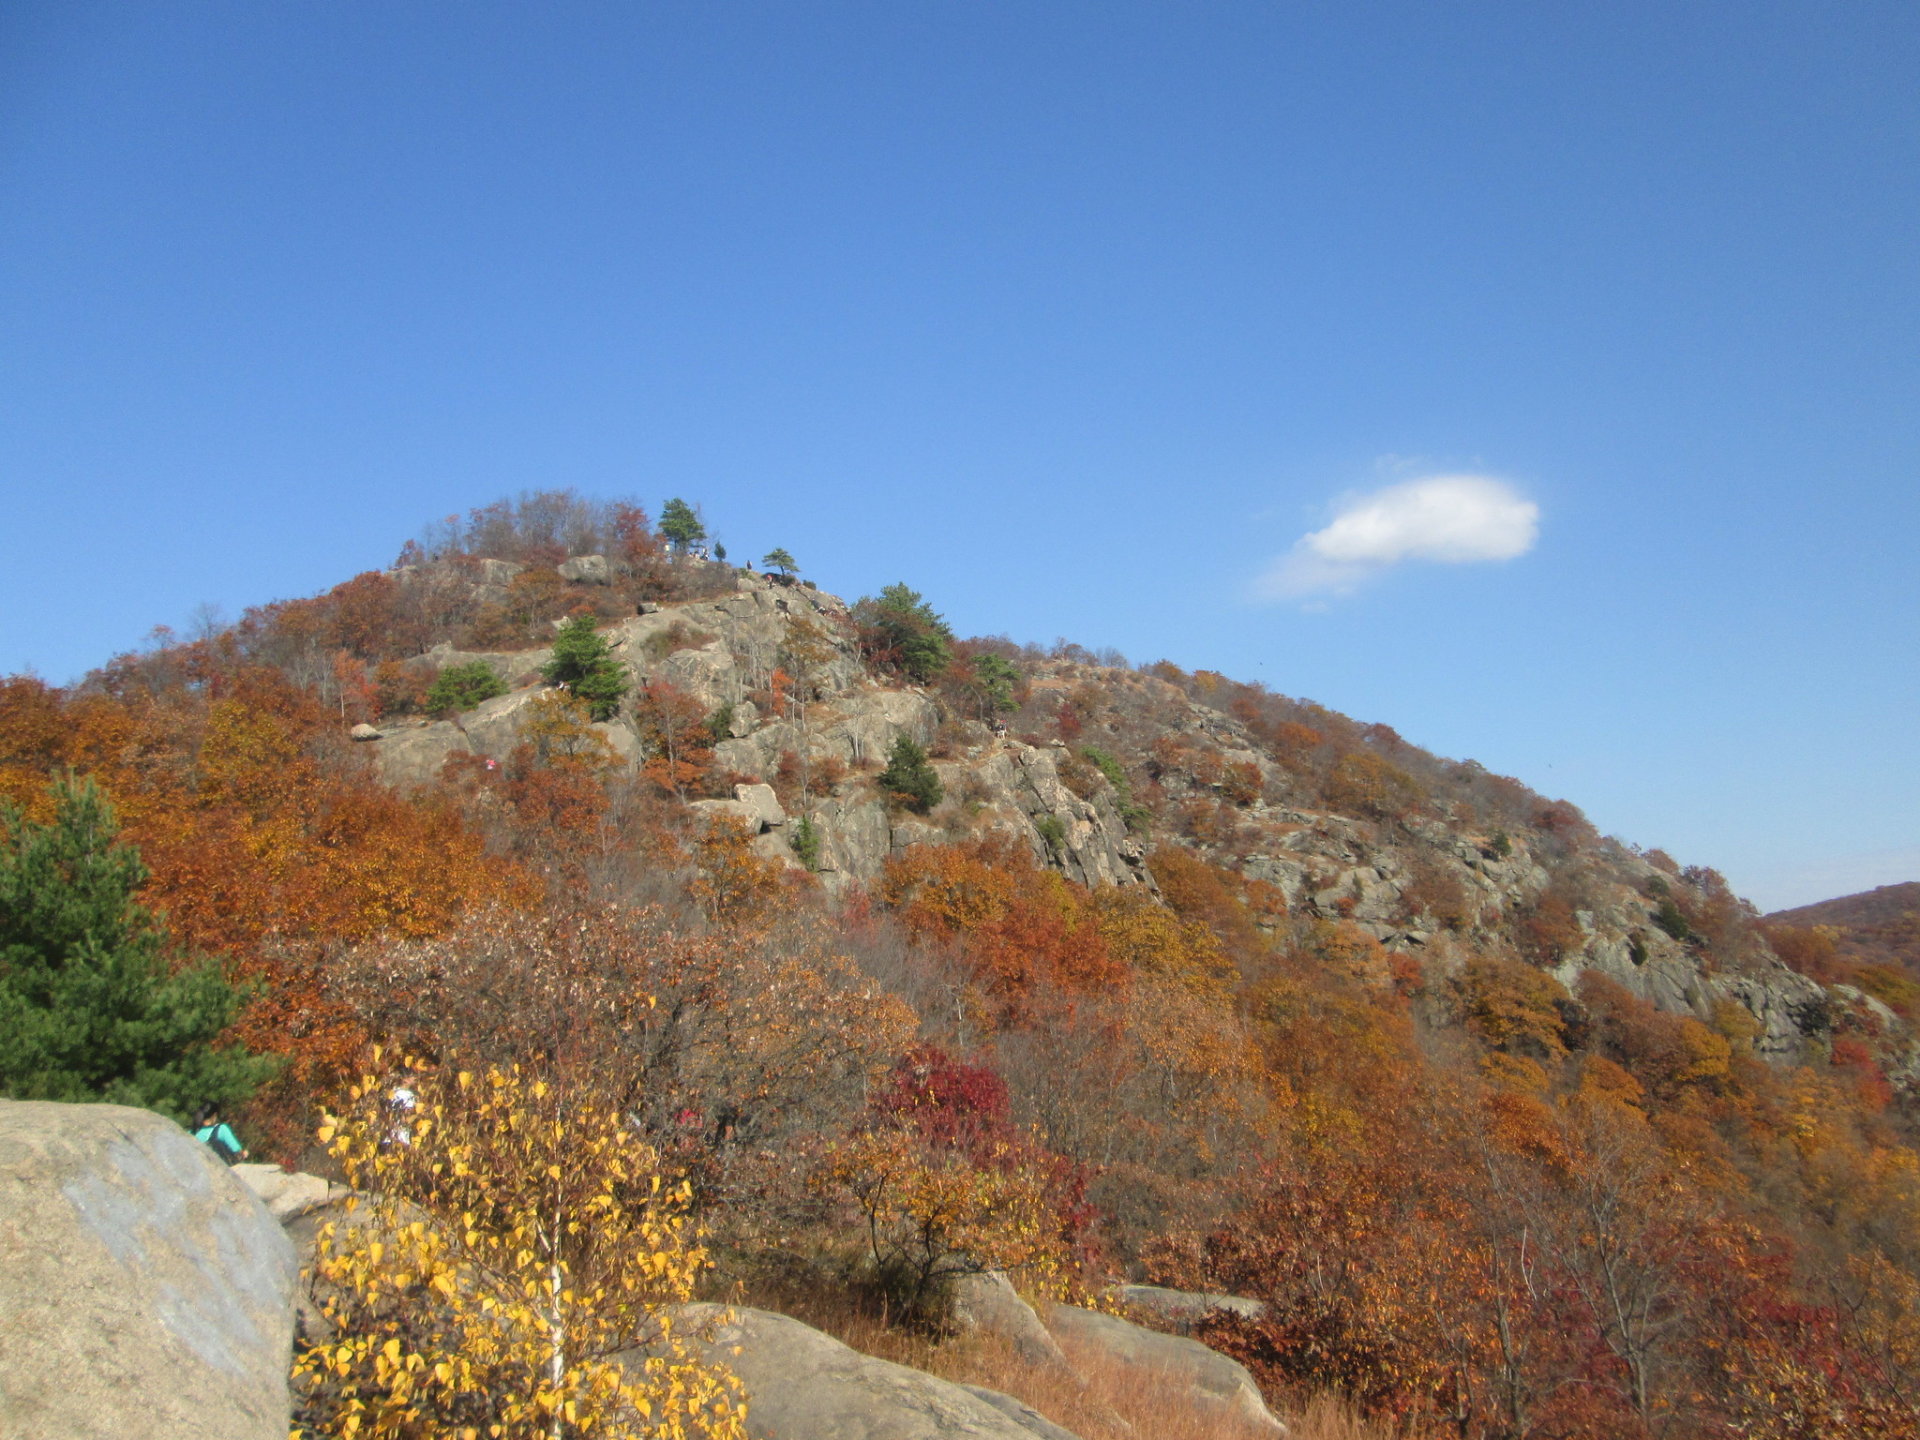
[{"x1": 193, "y1": 1103, "x2": 248, "y2": 1163}]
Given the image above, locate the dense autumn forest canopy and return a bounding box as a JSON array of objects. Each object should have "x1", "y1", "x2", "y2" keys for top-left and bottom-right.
[{"x1": 4, "y1": 490, "x2": 1917, "y2": 1438}]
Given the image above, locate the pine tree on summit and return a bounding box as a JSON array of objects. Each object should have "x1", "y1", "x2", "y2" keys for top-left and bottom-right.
[
  {"x1": 0, "y1": 775, "x2": 272, "y2": 1122},
  {"x1": 542, "y1": 615, "x2": 629, "y2": 720}
]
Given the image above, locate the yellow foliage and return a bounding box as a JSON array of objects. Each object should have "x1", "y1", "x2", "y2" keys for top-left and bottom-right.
[
  {"x1": 520, "y1": 693, "x2": 621, "y2": 774},
  {"x1": 294, "y1": 1060, "x2": 745, "y2": 1440}
]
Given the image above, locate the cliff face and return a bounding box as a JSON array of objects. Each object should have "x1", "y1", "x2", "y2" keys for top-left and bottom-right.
[{"x1": 355, "y1": 559, "x2": 1879, "y2": 1081}]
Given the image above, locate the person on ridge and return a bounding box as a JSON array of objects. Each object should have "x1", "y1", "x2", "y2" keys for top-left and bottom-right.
[{"x1": 192, "y1": 1103, "x2": 248, "y2": 1164}]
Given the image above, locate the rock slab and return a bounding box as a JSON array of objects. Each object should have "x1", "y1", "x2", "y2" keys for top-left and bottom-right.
[
  {"x1": 635, "y1": 1303, "x2": 1085, "y2": 1440},
  {"x1": 0, "y1": 1100, "x2": 299, "y2": 1440}
]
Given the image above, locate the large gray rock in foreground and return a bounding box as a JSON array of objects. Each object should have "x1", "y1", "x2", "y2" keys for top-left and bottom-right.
[
  {"x1": 0, "y1": 1100, "x2": 299, "y2": 1440},
  {"x1": 630, "y1": 1304, "x2": 1083, "y2": 1440},
  {"x1": 1046, "y1": 1303, "x2": 1285, "y2": 1436}
]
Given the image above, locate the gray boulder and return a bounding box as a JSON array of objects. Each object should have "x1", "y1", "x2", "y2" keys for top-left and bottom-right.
[
  {"x1": 630, "y1": 1304, "x2": 1084, "y2": 1440},
  {"x1": 558, "y1": 554, "x2": 612, "y2": 584},
  {"x1": 1113, "y1": 1282, "x2": 1267, "y2": 1332},
  {"x1": 230, "y1": 1162, "x2": 347, "y2": 1224},
  {"x1": 0, "y1": 1100, "x2": 299, "y2": 1440},
  {"x1": 1045, "y1": 1304, "x2": 1285, "y2": 1436},
  {"x1": 732, "y1": 781, "x2": 788, "y2": 829},
  {"x1": 951, "y1": 1273, "x2": 1070, "y2": 1370}
]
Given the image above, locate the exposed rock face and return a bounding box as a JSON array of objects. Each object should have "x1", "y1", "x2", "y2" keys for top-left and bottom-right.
[
  {"x1": 557, "y1": 553, "x2": 612, "y2": 584},
  {"x1": 358, "y1": 566, "x2": 1844, "y2": 1064},
  {"x1": 632, "y1": 1304, "x2": 1081, "y2": 1440},
  {"x1": 0, "y1": 1100, "x2": 298, "y2": 1440},
  {"x1": 1045, "y1": 1303, "x2": 1285, "y2": 1437}
]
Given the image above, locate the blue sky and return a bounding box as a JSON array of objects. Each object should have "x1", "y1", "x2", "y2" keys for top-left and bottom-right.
[{"x1": 3, "y1": 2, "x2": 1915, "y2": 909}]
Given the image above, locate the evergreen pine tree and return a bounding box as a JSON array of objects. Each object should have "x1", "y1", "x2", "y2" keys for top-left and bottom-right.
[
  {"x1": 854, "y1": 583, "x2": 954, "y2": 684},
  {"x1": 542, "y1": 615, "x2": 630, "y2": 721},
  {"x1": 658, "y1": 498, "x2": 706, "y2": 552},
  {"x1": 878, "y1": 734, "x2": 943, "y2": 814},
  {"x1": 0, "y1": 775, "x2": 273, "y2": 1122}
]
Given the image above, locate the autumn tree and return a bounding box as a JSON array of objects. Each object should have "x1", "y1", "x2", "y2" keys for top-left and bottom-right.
[
  {"x1": 295, "y1": 1059, "x2": 746, "y2": 1440},
  {"x1": 633, "y1": 681, "x2": 712, "y2": 798},
  {"x1": 0, "y1": 774, "x2": 273, "y2": 1121}
]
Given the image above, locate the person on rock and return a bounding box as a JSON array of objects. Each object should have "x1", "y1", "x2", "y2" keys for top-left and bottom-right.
[{"x1": 192, "y1": 1103, "x2": 248, "y2": 1164}]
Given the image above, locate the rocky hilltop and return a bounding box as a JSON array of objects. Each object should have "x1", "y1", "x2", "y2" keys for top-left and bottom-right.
[
  {"x1": 9, "y1": 500, "x2": 1916, "y2": 1439},
  {"x1": 351, "y1": 553, "x2": 1878, "y2": 1082}
]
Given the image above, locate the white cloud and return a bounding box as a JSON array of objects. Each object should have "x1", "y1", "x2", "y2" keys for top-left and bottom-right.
[{"x1": 1255, "y1": 474, "x2": 1540, "y2": 600}]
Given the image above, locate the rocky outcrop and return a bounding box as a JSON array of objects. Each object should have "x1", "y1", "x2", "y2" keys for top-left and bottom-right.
[
  {"x1": 1045, "y1": 1303, "x2": 1285, "y2": 1437},
  {"x1": 0, "y1": 1100, "x2": 298, "y2": 1440},
  {"x1": 632, "y1": 1304, "x2": 1084, "y2": 1440}
]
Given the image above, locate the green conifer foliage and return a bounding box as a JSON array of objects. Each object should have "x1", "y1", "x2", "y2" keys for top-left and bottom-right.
[
  {"x1": 542, "y1": 616, "x2": 630, "y2": 721},
  {"x1": 0, "y1": 775, "x2": 273, "y2": 1121},
  {"x1": 425, "y1": 660, "x2": 507, "y2": 716},
  {"x1": 855, "y1": 583, "x2": 954, "y2": 684},
  {"x1": 659, "y1": 498, "x2": 706, "y2": 552},
  {"x1": 878, "y1": 735, "x2": 943, "y2": 814}
]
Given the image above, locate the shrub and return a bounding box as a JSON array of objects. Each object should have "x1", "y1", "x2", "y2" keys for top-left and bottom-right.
[
  {"x1": 544, "y1": 614, "x2": 630, "y2": 720},
  {"x1": 878, "y1": 734, "x2": 943, "y2": 814},
  {"x1": 424, "y1": 659, "x2": 506, "y2": 715},
  {"x1": 789, "y1": 815, "x2": 821, "y2": 870},
  {"x1": 1034, "y1": 814, "x2": 1067, "y2": 859}
]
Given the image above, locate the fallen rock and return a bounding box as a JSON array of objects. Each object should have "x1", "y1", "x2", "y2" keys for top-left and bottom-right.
[
  {"x1": 0, "y1": 1100, "x2": 299, "y2": 1440},
  {"x1": 631, "y1": 1304, "x2": 1084, "y2": 1440},
  {"x1": 558, "y1": 554, "x2": 612, "y2": 584},
  {"x1": 951, "y1": 1272, "x2": 1070, "y2": 1370},
  {"x1": 1046, "y1": 1303, "x2": 1284, "y2": 1437},
  {"x1": 349, "y1": 722, "x2": 381, "y2": 741},
  {"x1": 230, "y1": 1162, "x2": 348, "y2": 1224}
]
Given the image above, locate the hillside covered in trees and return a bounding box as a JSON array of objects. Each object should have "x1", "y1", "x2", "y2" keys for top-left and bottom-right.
[{"x1": 3, "y1": 490, "x2": 1917, "y2": 1439}]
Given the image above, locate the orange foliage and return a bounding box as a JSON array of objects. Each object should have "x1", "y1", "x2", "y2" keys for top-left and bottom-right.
[{"x1": 882, "y1": 838, "x2": 1125, "y2": 1010}]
